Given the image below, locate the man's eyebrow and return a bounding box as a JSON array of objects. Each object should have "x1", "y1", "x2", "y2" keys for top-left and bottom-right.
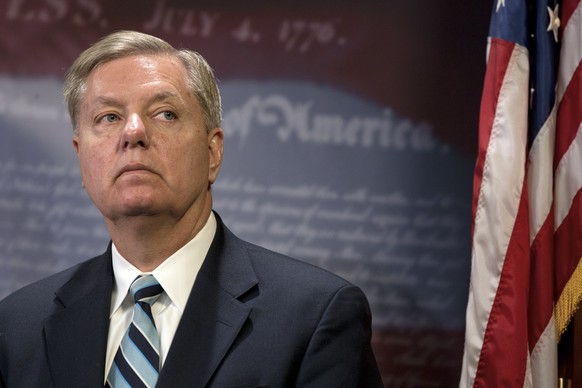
[
  {"x1": 147, "y1": 91, "x2": 182, "y2": 104},
  {"x1": 95, "y1": 96, "x2": 123, "y2": 107},
  {"x1": 93, "y1": 92, "x2": 182, "y2": 107}
]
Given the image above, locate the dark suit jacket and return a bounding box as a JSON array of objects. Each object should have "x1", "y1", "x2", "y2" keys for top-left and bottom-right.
[{"x1": 0, "y1": 214, "x2": 382, "y2": 387}]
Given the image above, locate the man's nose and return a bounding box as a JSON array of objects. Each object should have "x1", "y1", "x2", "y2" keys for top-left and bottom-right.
[{"x1": 120, "y1": 113, "x2": 150, "y2": 149}]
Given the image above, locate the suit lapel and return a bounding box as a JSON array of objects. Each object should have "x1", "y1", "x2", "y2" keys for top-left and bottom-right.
[
  {"x1": 158, "y1": 214, "x2": 258, "y2": 387},
  {"x1": 157, "y1": 274, "x2": 252, "y2": 387},
  {"x1": 44, "y1": 249, "x2": 113, "y2": 387}
]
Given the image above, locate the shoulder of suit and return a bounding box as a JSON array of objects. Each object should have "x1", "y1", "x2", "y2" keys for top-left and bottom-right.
[
  {"x1": 240, "y1": 239, "x2": 354, "y2": 289},
  {"x1": 218, "y1": 217, "x2": 356, "y2": 291},
  {"x1": 0, "y1": 252, "x2": 108, "y2": 312}
]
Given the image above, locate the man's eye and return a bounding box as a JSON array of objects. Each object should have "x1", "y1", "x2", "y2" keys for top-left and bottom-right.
[
  {"x1": 160, "y1": 111, "x2": 177, "y2": 121},
  {"x1": 100, "y1": 114, "x2": 118, "y2": 123}
]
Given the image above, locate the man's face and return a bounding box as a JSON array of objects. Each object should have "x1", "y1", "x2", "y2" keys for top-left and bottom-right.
[{"x1": 73, "y1": 54, "x2": 223, "y2": 224}]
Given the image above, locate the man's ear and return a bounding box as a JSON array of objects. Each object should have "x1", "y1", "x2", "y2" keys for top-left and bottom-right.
[
  {"x1": 208, "y1": 127, "x2": 224, "y2": 184},
  {"x1": 72, "y1": 135, "x2": 80, "y2": 156},
  {"x1": 72, "y1": 135, "x2": 85, "y2": 188}
]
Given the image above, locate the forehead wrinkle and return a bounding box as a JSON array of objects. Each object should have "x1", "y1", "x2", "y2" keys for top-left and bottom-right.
[{"x1": 82, "y1": 56, "x2": 192, "y2": 116}]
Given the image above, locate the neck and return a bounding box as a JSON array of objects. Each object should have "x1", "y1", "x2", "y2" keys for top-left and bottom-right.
[{"x1": 105, "y1": 198, "x2": 212, "y2": 272}]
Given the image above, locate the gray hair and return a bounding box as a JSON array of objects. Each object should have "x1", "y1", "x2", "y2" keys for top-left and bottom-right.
[{"x1": 63, "y1": 30, "x2": 221, "y2": 134}]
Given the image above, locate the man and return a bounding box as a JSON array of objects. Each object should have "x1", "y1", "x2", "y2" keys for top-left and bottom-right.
[{"x1": 0, "y1": 30, "x2": 382, "y2": 387}]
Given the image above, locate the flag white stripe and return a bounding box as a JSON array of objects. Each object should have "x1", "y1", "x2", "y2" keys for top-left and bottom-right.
[
  {"x1": 554, "y1": 123, "x2": 582, "y2": 228},
  {"x1": 557, "y1": 2, "x2": 582, "y2": 103},
  {"x1": 527, "y1": 104, "x2": 557, "y2": 240},
  {"x1": 529, "y1": 315, "x2": 558, "y2": 388}
]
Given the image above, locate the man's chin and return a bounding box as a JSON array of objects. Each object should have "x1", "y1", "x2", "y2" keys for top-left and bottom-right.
[{"x1": 105, "y1": 203, "x2": 162, "y2": 220}]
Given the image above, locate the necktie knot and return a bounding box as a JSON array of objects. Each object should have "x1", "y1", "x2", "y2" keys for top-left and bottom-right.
[{"x1": 130, "y1": 275, "x2": 164, "y2": 305}]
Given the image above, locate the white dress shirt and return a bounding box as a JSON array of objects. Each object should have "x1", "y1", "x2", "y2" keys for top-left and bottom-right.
[{"x1": 104, "y1": 212, "x2": 216, "y2": 381}]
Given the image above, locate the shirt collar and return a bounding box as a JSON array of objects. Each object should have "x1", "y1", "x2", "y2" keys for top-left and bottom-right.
[{"x1": 109, "y1": 212, "x2": 217, "y2": 317}]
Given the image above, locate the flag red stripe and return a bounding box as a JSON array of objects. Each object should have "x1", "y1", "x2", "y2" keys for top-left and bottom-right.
[
  {"x1": 554, "y1": 189, "x2": 582, "y2": 292},
  {"x1": 554, "y1": 64, "x2": 582, "y2": 168},
  {"x1": 472, "y1": 38, "x2": 515, "y2": 235},
  {"x1": 560, "y1": 0, "x2": 579, "y2": 33},
  {"x1": 473, "y1": 181, "x2": 530, "y2": 387},
  {"x1": 528, "y1": 210, "x2": 555, "y2": 350}
]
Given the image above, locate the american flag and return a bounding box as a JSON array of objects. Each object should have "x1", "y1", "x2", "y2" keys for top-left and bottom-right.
[{"x1": 461, "y1": 0, "x2": 582, "y2": 386}]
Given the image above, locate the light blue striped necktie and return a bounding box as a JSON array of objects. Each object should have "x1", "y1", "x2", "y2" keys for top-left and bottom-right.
[{"x1": 106, "y1": 275, "x2": 164, "y2": 388}]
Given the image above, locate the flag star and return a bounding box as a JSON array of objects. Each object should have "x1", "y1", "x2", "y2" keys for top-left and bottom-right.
[
  {"x1": 496, "y1": 0, "x2": 506, "y2": 12},
  {"x1": 547, "y1": 4, "x2": 560, "y2": 42}
]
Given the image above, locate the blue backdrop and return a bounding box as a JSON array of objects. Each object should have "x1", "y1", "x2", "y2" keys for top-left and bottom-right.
[{"x1": 0, "y1": 1, "x2": 491, "y2": 385}]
